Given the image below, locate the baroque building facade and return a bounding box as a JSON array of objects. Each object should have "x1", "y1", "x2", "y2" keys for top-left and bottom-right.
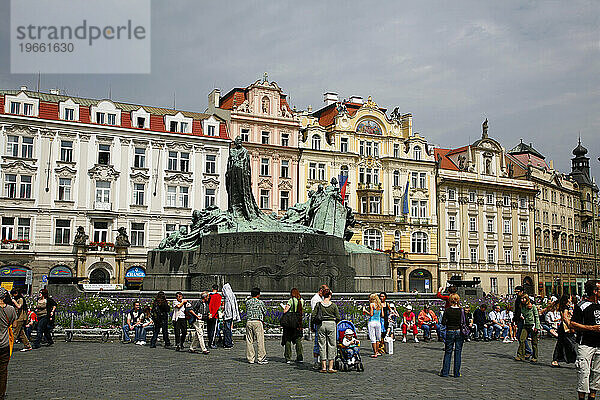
[
  {"x1": 208, "y1": 74, "x2": 300, "y2": 216},
  {"x1": 0, "y1": 88, "x2": 230, "y2": 292},
  {"x1": 435, "y1": 124, "x2": 537, "y2": 295},
  {"x1": 299, "y1": 93, "x2": 438, "y2": 292}
]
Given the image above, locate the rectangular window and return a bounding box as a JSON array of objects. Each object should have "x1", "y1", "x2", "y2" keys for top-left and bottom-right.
[
  {"x1": 309, "y1": 163, "x2": 316, "y2": 180},
  {"x1": 281, "y1": 133, "x2": 289, "y2": 147},
  {"x1": 369, "y1": 196, "x2": 381, "y2": 214},
  {"x1": 393, "y1": 198, "x2": 400, "y2": 216},
  {"x1": 95, "y1": 181, "x2": 110, "y2": 204},
  {"x1": 448, "y1": 188, "x2": 456, "y2": 200},
  {"x1": 503, "y1": 218, "x2": 511, "y2": 234},
  {"x1": 133, "y1": 183, "x2": 145, "y2": 206},
  {"x1": 63, "y1": 107, "x2": 74, "y2": 121},
  {"x1": 490, "y1": 278, "x2": 498, "y2": 294},
  {"x1": 366, "y1": 142, "x2": 372, "y2": 157},
  {"x1": 6, "y1": 136, "x2": 19, "y2": 157},
  {"x1": 261, "y1": 131, "x2": 270, "y2": 145},
  {"x1": 359, "y1": 141, "x2": 364, "y2": 156},
  {"x1": 55, "y1": 219, "x2": 71, "y2": 245},
  {"x1": 205, "y1": 188, "x2": 216, "y2": 209},
  {"x1": 373, "y1": 169, "x2": 379, "y2": 184},
  {"x1": 469, "y1": 191, "x2": 476, "y2": 203},
  {"x1": 448, "y1": 215, "x2": 456, "y2": 231},
  {"x1": 96, "y1": 112, "x2": 105, "y2": 125},
  {"x1": 393, "y1": 143, "x2": 399, "y2": 158},
  {"x1": 340, "y1": 138, "x2": 348, "y2": 153},
  {"x1": 207, "y1": 125, "x2": 216, "y2": 136},
  {"x1": 168, "y1": 151, "x2": 178, "y2": 171},
  {"x1": 60, "y1": 140, "x2": 73, "y2": 162},
  {"x1": 411, "y1": 172, "x2": 418, "y2": 188},
  {"x1": 487, "y1": 217, "x2": 494, "y2": 233},
  {"x1": 134, "y1": 147, "x2": 146, "y2": 168},
  {"x1": 503, "y1": 195, "x2": 510, "y2": 207},
  {"x1": 393, "y1": 171, "x2": 400, "y2": 187},
  {"x1": 165, "y1": 223, "x2": 176, "y2": 237},
  {"x1": 280, "y1": 190, "x2": 289, "y2": 211},
  {"x1": 205, "y1": 154, "x2": 216, "y2": 174},
  {"x1": 373, "y1": 142, "x2": 379, "y2": 158},
  {"x1": 521, "y1": 248, "x2": 528, "y2": 264},
  {"x1": 361, "y1": 197, "x2": 368, "y2": 213},
  {"x1": 58, "y1": 178, "x2": 71, "y2": 201},
  {"x1": 470, "y1": 247, "x2": 478, "y2": 263},
  {"x1": 449, "y1": 246, "x2": 457, "y2": 263},
  {"x1": 10, "y1": 102, "x2": 20, "y2": 114},
  {"x1": 260, "y1": 158, "x2": 270, "y2": 176},
  {"x1": 180, "y1": 122, "x2": 188, "y2": 133},
  {"x1": 23, "y1": 103, "x2": 32, "y2": 116},
  {"x1": 488, "y1": 247, "x2": 495, "y2": 264},
  {"x1": 280, "y1": 160, "x2": 289, "y2": 178},
  {"x1": 241, "y1": 128, "x2": 250, "y2": 142},
  {"x1": 179, "y1": 152, "x2": 190, "y2": 172},
  {"x1": 520, "y1": 197, "x2": 527, "y2": 208},
  {"x1": 486, "y1": 193, "x2": 494, "y2": 205},
  {"x1": 131, "y1": 222, "x2": 145, "y2": 247},
  {"x1": 17, "y1": 218, "x2": 30, "y2": 241},
  {"x1": 93, "y1": 221, "x2": 109, "y2": 243},
  {"x1": 411, "y1": 201, "x2": 419, "y2": 217},
  {"x1": 167, "y1": 186, "x2": 177, "y2": 207},
  {"x1": 520, "y1": 221, "x2": 528, "y2": 235},
  {"x1": 504, "y1": 248, "x2": 512, "y2": 264},
  {"x1": 19, "y1": 175, "x2": 32, "y2": 198},
  {"x1": 469, "y1": 216, "x2": 476, "y2": 232},
  {"x1": 507, "y1": 278, "x2": 515, "y2": 294},
  {"x1": 318, "y1": 163, "x2": 326, "y2": 181},
  {"x1": 418, "y1": 201, "x2": 426, "y2": 217},
  {"x1": 179, "y1": 186, "x2": 189, "y2": 208},
  {"x1": 1, "y1": 217, "x2": 14, "y2": 240},
  {"x1": 98, "y1": 144, "x2": 110, "y2": 165},
  {"x1": 419, "y1": 172, "x2": 426, "y2": 189},
  {"x1": 4, "y1": 174, "x2": 16, "y2": 198},
  {"x1": 21, "y1": 137, "x2": 33, "y2": 158},
  {"x1": 260, "y1": 189, "x2": 270, "y2": 209},
  {"x1": 136, "y1": 116, "x2": 145, "y2": 129},
  {"x1": 107, "y1": 113, "x2": 116, "y2": 125},
  {"x1": 169, "y1": 121, "x2": 178, "y2": 132}
]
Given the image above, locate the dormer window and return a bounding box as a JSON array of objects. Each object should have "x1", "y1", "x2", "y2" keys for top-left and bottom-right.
[
  {"x1": 136, "y1": 117, "x2": 145, "y2": 129},
  {"x1": 96, "y1": 112, "x2": 105, "y2": 124},
  {"x1": 414, "y1": 146, "x2": 422, "y2": 161},
  {"x1": 107, "y1": 113, "x2": 116, "y2": 125},
  {"x1": 131, "y1": 108, "x2": 150, "y2": 129},
  {"x1": 91, "y1": 100, "x2": 121, "y2": 126},
  {"x1": 64, "y1": 108, "x2": 74, "y2": 121},
  {"x1": 165, "y1": 113, "x2": 192, "y2": 133},
  {"x1": 10, "y1": 102, "x2": 20, "y2": 114},
  {"x1": 59, "y1": 99, "x2": 79, "y2": 121},
  {"x1": 207, "y1": 125, "x2": 216, "y2": 136},
  {"x1": 4, "y1": 93, "x2": 39, "y2": 117},
  {"x1": 23, "y1": 103, "x2": 33, "y2": 116}
]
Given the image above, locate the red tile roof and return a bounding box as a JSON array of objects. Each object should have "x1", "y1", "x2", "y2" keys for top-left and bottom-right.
[{"x1": 435, "y1": 148, "x2": 459, "y2": 171}]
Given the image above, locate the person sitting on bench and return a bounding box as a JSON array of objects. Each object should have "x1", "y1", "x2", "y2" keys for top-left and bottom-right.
[{"x1": 122, "y1": 302, "x2": 143, "y2": 343}]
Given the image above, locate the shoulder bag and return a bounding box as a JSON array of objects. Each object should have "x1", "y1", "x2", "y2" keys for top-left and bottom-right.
[{"x1": 460, "y1": 308, "x2": 470, "y2": 338}]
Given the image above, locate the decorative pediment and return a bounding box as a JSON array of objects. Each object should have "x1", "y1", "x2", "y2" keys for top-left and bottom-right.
[
  {"x1": 55, "y1": 165, "x2": 77, "y2": 178},
  {"x1": 165, "y1": 141, "x2": 193, "y2": 151},
  {"x1": 130, "y1": 171, "x2": 150, "y2": 184},
  {"x1": 258, "y1": 177, "x2": 272, "y2": 188},
  {"x1": 4, "y1": 124, "x2": 38, "y2": 135},
  {"x1": 96, "y1": 135, "x2": 114, "y2": 144},
  {"x1": 164, "y1": 173, "x2": 193, "y2": 184},
  {"x1": 278, "y1": 179, "x2": 293, "y2": 191},
  {"x1": 1, "y1": 159, "x2": 37, "y2": 174},
  {"x1": 88, "y1": 164, "x2": 120, "y2": 181},
  {"x1": 202, "y1": 177, "x2": 219, "y2": 190},
  {"x1": 56, "y1": 130, "x2": 78, "y2": 139}
]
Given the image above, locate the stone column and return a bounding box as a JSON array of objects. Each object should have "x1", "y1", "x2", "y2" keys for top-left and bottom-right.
[{"x1": 115, "y1": 246, "x2": 127, "y2": 285}]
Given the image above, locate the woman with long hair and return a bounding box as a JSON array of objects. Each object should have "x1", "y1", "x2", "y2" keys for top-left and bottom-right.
[
  {"x1": 32, "y1": 289, "x2": 56, "y2": 349},
  {"x1": 149, "y1": 291, "x2": 171, "y2": 348},
  {"x1": 282, "y1": 287, "x2": 304, "y2": 363},
  {"x1": 440, "y1": 293, "x2": 464, "y2": 377},
  {"x1": 10, "y1": 289, "x2": 31, "y2": 351},
  {"x1": 365, "y1": 293, "x2": 383, "y2": 358},
  {"x1": 551, "y1": 294, "x2": 577, "y2": 367}
]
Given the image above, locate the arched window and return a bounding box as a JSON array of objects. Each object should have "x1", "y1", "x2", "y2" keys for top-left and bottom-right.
[
  {"x1": 393, "y1": 170, "x2": 400, "y2": 187},
  {"x1": 311, "y1": 134, "x2": 321, "y2": 150},
  {"x1": 363, "y1": 229, "x2": 382, "y2": 250},
  {"x1": 394, "y1": 230, "x2": 401, "y2": 252},
  {"x1": 411, "y1": 231, "x2": 428, "y2": 253},
  {"x1": 261, "y1": 96, "x2": 270, "y2": 114},
  {"x1": 413, "y1": 146, "x2": 422, "y2": 161},
  {"x1": 89, "y1": 268, "x2": 110, "y2": 284}
]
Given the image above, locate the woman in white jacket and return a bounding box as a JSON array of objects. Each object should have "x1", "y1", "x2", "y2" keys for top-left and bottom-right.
[{"x1": 222, "y1": 283, "x2": 241, "y2": 348}]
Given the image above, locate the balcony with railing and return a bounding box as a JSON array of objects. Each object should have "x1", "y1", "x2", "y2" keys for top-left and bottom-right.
[
  {"x1": 87, "y1": 242, "x2": 115, "y2": 252},
  {"x1": 0, "y1": 239, "x2": 30, "y2": 250},
  {"x1": 357, "y1": 182, "x2": 383, "y2": 192}
]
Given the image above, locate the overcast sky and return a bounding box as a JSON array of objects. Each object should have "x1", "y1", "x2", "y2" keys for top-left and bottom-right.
[{"x1": 0, "y1": 1, "x2": 598, "y2": 181}]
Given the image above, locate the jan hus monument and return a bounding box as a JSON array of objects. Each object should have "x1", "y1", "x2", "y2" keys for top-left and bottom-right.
[{"x1": 145, "y1": 137, "x2": 391, "y2": 292}]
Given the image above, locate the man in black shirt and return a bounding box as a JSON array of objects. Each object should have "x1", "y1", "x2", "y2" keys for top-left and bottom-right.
[
  {"x1": 571, "y1": 280, "x2": 600, "y2": 400},
  {"x1": 473, "y1": 304, "x2": 490, "y2": 341},
  {"x1": 513, "y1": 286, "x2": 532, "y2": 357}
]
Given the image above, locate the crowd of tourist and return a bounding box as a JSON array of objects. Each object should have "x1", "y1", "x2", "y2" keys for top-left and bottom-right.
[{"x1": 5, "y1": 280, "x2": 600, "y2": 398}]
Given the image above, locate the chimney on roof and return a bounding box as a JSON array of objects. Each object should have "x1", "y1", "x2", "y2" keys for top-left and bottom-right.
[
  {"x1": 20, "y1": 86, "x2": 27, "y2": 91},
  {"x1": 49, "y1": 88, "x2": 60, "y2": 95},
  {"x1": 208, "y1": 88, "x2": 221, "y2": 108},
  {"x1": 349, "y1": 95, "x2": 363, "y2": 104},
  {"x1": 549, "y1": 159, "x2": 554, "y2": 170},
  {"x1": 323, "y1": 92, "x2": 338, "y2": 106}
]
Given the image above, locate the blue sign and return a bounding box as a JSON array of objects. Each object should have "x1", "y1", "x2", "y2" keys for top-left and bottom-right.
[
  {"x1": 41, "y1": 275, "x2": 48, "y2": 283},
  {"x1": 125, "y1": 266, "x2": 145, "y2": 278}
]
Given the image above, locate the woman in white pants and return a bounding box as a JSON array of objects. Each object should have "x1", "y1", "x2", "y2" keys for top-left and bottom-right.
[{"x1": 365, "y1": 293, "x2": 383, "y2": 358}]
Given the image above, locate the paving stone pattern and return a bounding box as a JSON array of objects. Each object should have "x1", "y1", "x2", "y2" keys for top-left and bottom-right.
[{"x1": 7, "y1": 337, "x2": 576, "y2": 399}]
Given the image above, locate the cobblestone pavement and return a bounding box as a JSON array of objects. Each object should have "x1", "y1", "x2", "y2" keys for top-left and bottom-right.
[{"x1": 7, "y1": 336, "x2": 576, "y2": 399}]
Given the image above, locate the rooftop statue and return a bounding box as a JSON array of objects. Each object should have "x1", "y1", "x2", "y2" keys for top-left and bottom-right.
[{"x1": 157, "y1": 138, "x2": 354, "y2": 250}]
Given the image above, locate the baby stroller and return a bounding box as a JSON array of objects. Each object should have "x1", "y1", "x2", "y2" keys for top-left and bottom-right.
[{"x1": 334, "y1": 320, "x2": 364, "y2": 372}]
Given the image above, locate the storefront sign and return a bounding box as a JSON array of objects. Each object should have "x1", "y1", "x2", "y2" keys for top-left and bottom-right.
[
  {"x1": 82, "y1": 284, "x2": 123, "y2": 291},
  {"x1": 125, "y1": 266, "x2": 146, "y2": 278},
  {"x1": 0, "y1": 266, "x2": 29, "y2": 277},
  {"x1": 49, "y1": 265, "x2": 73, "y2": 277}
]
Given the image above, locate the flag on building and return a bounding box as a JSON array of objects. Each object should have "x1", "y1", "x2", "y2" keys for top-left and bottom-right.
[
  {"x1": 338, "y1": 174, "x2": 348, "y2": 202},
  {"x1": 402, "y1": 179, "x2": 410, "y2": 214}
]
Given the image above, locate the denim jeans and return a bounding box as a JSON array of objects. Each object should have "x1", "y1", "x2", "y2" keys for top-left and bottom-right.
[
  {"x1": 150, "y1": 318, "x2": 170, "y2": 347},
  {"x1": 476, "y1": 324, "x2": 490, "y2": 339},
  {"x1": 439, "y1": 324, "x2": 446, "y2": 341},
  {"x1": 516, "y1": 321, "x2": 532, "y2": 355},
  {"x1": 491, "y1": 324, "x2": 509, "y2": 339},
  {"x1": 223, "y1": 319, "x2": 233, "y2": 348},
  {"x1": 441, "y1": 329, "x2": 464, "y2": 377},
  {"x1": 422, "y1": 323, "x2": 439, "y2": 339},
  {"x1": 33, "y1": 316, "x2": 53, "y2": 348},
  {"x1": 122, "y1": 324, "x2": 133, "y2": 342},
  {"x1": 135, "y1": 325, "x2": 152, "y2": 342}
]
